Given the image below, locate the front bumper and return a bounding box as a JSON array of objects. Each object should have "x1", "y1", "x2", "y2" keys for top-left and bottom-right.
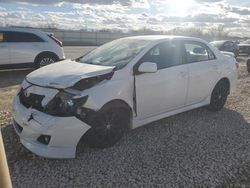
[{"x1": 12, "y1": 96, "x2": 91, "y2": 158}]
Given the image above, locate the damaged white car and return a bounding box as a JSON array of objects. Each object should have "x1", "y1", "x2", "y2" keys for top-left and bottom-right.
[{"x1": 12, "y1": 36, "x2": 238, "y2": 158}]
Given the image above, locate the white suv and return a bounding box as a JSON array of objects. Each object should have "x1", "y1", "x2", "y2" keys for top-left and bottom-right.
[
  {"x1": 12, "y1": 36, "x2": 238, "y2": 158},
  {"x1": 0, "y1": 27, "x2": 65, "y2": 69}
]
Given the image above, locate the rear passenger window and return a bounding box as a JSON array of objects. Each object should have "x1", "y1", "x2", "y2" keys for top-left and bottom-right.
[
  {"x1": 184, "y1": 42, "x2": 216, "y2": 63},
  {"x1": 6, "y1": 31, "x2": 44, "y2": 42},
  {"x1": 140, "y1": 41, "x2": 182, "y2": 70}
]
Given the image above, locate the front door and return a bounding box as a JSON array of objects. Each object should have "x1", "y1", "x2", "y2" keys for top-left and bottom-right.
[{"x1": 135, "y1": 40, "x2": 188, "y2": 120}]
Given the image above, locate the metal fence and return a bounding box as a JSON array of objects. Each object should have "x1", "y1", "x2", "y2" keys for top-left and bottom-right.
[
  {"x1": 40, "y1": 28, "x2": 244, "y2": 46},
  {"x1": 42, "y1": 28, "x2": 138, "y2": 46}
]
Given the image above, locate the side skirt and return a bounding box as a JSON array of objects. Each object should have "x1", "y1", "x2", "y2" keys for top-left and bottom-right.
[{"x1": 132, "y1": 96, "x2": 211, "y2": 129}]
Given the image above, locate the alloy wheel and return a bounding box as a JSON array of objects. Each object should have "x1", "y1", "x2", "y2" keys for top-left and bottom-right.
[{"x1": 39, "y1": 57, "x2": 55, "y2": 67}]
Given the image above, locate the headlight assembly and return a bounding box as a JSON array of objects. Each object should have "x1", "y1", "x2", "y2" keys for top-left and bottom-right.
[{"x1": 44, "y1": 91, "x2": 88, "y2": 116}]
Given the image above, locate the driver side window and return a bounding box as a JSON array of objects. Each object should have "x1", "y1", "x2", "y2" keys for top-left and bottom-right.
[{"x1": 140, "y1": 41, "x2": 182, "y2": 70}]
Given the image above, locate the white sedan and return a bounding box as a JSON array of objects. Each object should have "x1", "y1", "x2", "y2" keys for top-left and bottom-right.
[{"x1": 12, "y1": 36, "x2": 238, "y2": 158}]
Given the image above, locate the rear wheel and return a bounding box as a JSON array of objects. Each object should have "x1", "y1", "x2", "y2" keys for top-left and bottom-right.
[
  {"x1": 84, "y1": 108, "x2": 130, "y2": 148},
  {"x1": 36, "y1": 55, "x2": 57, "y2": 68},
  {"x1": 207, "y1": 80, "x2": 229, "y2": 112}
]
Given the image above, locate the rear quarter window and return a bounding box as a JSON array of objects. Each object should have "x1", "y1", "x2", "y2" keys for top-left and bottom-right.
[{"x1": 184, "y1": 41, "x2": 216, "y2": 63}]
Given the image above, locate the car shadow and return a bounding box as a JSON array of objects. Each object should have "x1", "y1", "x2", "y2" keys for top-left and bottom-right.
[
  {"x1": 2, "y1": 107, "x2": 250, "y2": 187},
  {"x1": 0, "y1": 69, "x2": 33, "y2": 88}
]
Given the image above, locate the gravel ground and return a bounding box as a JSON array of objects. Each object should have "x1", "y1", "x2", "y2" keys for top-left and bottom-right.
[{"x1": 1, "y1": 51, "x2": 250, "y2": 187}]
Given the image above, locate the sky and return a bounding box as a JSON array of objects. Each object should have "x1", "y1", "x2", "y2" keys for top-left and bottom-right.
[{"x1": 0, "y1": 0, "x2": 250, "y2": 36}]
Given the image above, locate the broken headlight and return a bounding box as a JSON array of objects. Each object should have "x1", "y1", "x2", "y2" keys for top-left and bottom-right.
[{"x1": 44, "y1": 91, "x2": 88, "y2": 116}]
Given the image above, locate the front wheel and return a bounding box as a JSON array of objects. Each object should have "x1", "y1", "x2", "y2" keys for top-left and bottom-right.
[
  {"x1": 206, "y1": 80, "x2": 229, "y2": 112},
  {"x1": 84, "y1": 108, "x2": 130, "y2": 148}
]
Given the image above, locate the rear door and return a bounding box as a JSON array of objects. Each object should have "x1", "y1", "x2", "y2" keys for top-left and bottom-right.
[
  {"x1": 0, "y1": 31, "x2": 10, "y2": 65},
  {"x1": 183, "y1": 40, "x2": 220, "y2": 105},
  {"x1": 6, "y1": 31, "x2": 45, "y2": 64}
]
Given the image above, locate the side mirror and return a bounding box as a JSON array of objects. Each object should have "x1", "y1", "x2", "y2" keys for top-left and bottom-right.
[{"x1": 138, "y1": 62, "x2": 157, "y2": 73}]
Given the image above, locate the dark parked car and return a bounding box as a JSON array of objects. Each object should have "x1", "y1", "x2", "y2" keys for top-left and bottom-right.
[
  {"x1": 210, "y1": 40, "x2": 239, "y2": 57},
  {"x1": 239, "y1": 39, "x2": 250, "y2": 56}
]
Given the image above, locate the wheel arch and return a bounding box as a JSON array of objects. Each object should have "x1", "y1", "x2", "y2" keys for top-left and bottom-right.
[
  {"x1": 99, "y1": 99, "x2": 133, "y2": 129},
  {"x1": 34, "y1": 51, "x2": 59, "y2": 64},
  {"x1": 217, "y1": 77, "x2": 230, "y2": 93},
  {"x1": 207, "y1": 77, "x2": 230, "y2": 112},
  {"x1": 210, "y1": 77, "x2": 230, "y2": 98},
  {"x1": 76, "y1": 99, "x2": 133, "y2": 153}
]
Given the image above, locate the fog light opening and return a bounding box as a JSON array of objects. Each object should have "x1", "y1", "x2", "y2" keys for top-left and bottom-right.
[{"x1": 37, "y1": 135, "x2": 51, "y2": 145}]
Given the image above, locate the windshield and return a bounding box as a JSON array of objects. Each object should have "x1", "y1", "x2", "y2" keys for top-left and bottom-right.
[{"x1": 78, "y1": 38, "x2": 151, "y2": 70}]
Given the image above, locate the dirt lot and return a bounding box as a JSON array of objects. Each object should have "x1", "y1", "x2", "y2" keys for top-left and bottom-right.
[{"x1": 1, "y1": 49, "x2": 250, "y2": 187}]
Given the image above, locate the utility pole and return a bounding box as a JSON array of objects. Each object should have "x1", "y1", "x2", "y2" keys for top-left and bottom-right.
[{"x1": 0, "y1": 130, "x2": 12, "y2": 188}]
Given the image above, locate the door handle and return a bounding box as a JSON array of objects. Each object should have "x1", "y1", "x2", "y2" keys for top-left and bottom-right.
[
  {"x1": 0, "y1": 45, "x2": 7, "y2": 48},
  {"x1": 179, "y1": 71, "x2": 187, "y2": 77}
]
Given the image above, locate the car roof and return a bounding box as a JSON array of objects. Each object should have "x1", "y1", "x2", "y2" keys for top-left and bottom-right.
[
  {"x1": 210, "y1": 40, "x2": 228, "y2": 43},
  {"x1": 210, "y1": 40, "x2": 229, "y2": 47},
  {"x1": 124, "y1": 35, "x2": 200, "y2": 40},
  {"x1": 119, "y1": 35, "x2": 207, "y2": 44},
  {"x1": 0, "y1": 27, "x2": 44, "y2": 34}
]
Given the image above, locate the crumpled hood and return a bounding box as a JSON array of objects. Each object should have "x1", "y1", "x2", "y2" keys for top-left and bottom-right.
[{"x1": 26, "y1": 59, "x2": 115, "y2": 89}]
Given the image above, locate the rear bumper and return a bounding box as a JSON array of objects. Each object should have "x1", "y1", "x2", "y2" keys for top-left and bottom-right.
[
  {"x1": 58, "y1": 49, "x2": 65, "y2": 61},
  {"x1": 12, "y1": 95, "x2": 91, "y2": 159}
]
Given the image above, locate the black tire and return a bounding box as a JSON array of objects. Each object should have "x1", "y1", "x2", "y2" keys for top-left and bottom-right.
[
  {"x1": 36, "y1": 55, "x2": 57, "y2": 68},
  {"x1": 206, "y1": 80, "x2": 229, "y2": 112},
  {"x1": 247, "y1": 59, "x2": 250, "y2": 73},
  {"x1": 84, "y1": 108, "x2": 130, "y2": 148}
]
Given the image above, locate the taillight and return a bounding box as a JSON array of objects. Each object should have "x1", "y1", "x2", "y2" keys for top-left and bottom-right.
[
  {"x1": 49, "y1": 35, "x2": 63, "y2": 47},
  {"x1": 235, "y1": 62, "x2": 239, "y2": 69}
]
